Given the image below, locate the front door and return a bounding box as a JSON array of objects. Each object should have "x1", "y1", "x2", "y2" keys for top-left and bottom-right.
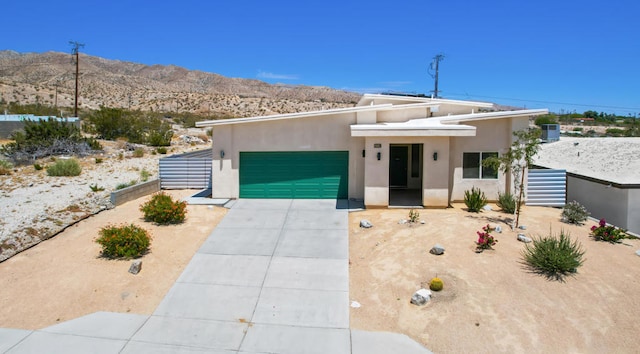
[{"x1": 389, "y1": 145, "x2": 408, "y2": 188}]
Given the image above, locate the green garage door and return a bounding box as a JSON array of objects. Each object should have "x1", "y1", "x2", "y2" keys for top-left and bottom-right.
[{"x1": 240, "y1": 151, "x2": 348, "y2": 199}]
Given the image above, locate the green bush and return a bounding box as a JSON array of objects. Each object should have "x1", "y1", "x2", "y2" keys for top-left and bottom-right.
[
  {"x1": 140, "y1": 192, "x2": 187, "y2": 224},
  {"x1": 497, "y1": 192, "x2": 516, "y2": 214},
  {"x1": 408, "y1": 209, "x2": 419, "y2": 223},
  {"x1": 156, "y1": 147, "x2": 167, "y2": 154},
  {"x1": 95, "y1": 223, "x2": 151, "y2": 259},
  {"x1": 95, "y1": 157, "x2": 103, "y2": 164},
  {"x1": 90, "y1": 183, "x2": 105, "y2": 192},
  {"x1": 522, "y1": 230, "x2": 585, "y2": 280},
  {"x1": 33, "y1": 163, "x2": 43, "y2": 171},
  {"x1": 46, "y1": 158, "x2": 82, "y2": 176},
  {"x1": 116, "y1": 180, "x2": 137, "y2": 190},
  {"x1": 561, "y1": 201, "x2": 590, "y2": 225},
  {"x1": 140, "y1": 169, "x2": 151, "y2": 182},
  {"x1": 464, "y1": 187, "x2": 487, "y2": 212},
  {"x1": 590, "y1": 219, "x2": 627, "y2": 243},
  {"x1": 0, "y1": 160, "x2": 14, "y2": 175}
]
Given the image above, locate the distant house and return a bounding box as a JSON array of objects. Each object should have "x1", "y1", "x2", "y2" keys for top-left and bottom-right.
[
  {"x1": 0, "y1": 114, "x2": 80, "y2": 138},
  {"x1": 197, "y1": 94, "x2": 548, "y2": 208},
  {"x1": 534, "y1": 137, "x2": 640, "y2": 235}
]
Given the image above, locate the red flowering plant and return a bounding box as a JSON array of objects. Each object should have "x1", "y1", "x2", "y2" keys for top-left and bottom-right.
[
  {"x1": 476, "y1": 224, "x2": 498, "y2": 251},
  {"x1": 590, "y1": 219, "x2": 627, "y2": 243}
]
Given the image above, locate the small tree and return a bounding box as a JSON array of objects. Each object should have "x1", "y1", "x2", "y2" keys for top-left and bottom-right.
[{"x1": 483, "y1": 128, "x2": 541, "y2": 229}]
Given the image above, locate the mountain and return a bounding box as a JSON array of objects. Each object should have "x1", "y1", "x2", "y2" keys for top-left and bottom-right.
[{"x1": 0, "y1": 50, "x2": 361, "y2": 117}]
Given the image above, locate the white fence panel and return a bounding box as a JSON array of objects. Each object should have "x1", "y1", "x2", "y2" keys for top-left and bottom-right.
[{"x1": 526, "y1": 169, "x2": 566, "y2": 207}]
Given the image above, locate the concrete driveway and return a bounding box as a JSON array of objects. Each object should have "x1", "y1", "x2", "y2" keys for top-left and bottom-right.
[{"x1": 2, "y1": 199, "x2": 430, "y2": 353}]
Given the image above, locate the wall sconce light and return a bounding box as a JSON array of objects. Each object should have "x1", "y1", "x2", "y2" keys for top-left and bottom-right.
[
  {"x1": 362, "y1": 149, "x2": 366, "y2": 158},
  {"x1": 377, "y1": 152, "x2": 381, "y2": 161},
  {"x1": 220, "y1": 150, "x2": 225, "y2": 158},
  {"x1": 433, "y1": 152, "x2": 438, "y2": 161}
]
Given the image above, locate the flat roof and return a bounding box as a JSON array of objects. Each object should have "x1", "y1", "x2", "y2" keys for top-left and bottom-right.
[{"x1": 534, "y1": 137, "x2": 640, "y2": 185}]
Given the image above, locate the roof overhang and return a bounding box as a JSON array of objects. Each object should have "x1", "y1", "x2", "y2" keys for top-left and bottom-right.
[{"x1": 437, "y1": 108, "x2": 549, "y2": 124}]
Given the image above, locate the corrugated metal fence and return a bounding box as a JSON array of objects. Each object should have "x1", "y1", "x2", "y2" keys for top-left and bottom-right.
[
  {"x1": 159, "y1": 149, "x2": 212, "y2": 189},
  {"x1": 526, "y1": 169, "x2": 566, "y2": 207}
]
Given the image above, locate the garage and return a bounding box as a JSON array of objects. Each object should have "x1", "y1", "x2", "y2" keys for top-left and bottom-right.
[{"x1": 239, "y1": 151, "x2": 349, "y2": 199}]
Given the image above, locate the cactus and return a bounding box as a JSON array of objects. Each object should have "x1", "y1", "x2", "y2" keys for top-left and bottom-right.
[{"x1": 429, "y1": 277, "x2": 444, "y2": 292}]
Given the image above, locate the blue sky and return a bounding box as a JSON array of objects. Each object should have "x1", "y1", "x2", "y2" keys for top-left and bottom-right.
[{"x1": 3, "y1": 1, "x2": 639, "y2": 116}]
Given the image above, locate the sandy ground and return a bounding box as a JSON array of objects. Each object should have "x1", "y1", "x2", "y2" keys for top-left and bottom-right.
[
  {"x1": 349, "y1": 204, "x2": 640, "y2": 353},
  {"x1": 0, "y1": 189, "x2": 226, "y2": 330}
]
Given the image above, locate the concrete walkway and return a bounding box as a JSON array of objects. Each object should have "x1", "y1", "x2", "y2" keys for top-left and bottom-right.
[{"x1": 1, "y1": 199, "x2": 431, "y2": 353}]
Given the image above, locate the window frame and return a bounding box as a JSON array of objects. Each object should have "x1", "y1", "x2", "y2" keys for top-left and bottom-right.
[{"x1": 462, "y1": 152, "x2": 499, "y2": 180}]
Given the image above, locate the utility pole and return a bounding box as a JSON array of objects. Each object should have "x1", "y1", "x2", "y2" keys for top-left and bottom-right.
[
  {"x1": 429, "y1": 54, "x2": 445, "y2": 98},
  {"x1": 69, "y1": 41, "x2": 85, "y2": 117}
]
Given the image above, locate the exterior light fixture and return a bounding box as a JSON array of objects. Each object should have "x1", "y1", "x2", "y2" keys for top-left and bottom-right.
[
  {"x1": 220, "y1": 150, "x2": 225, "y2": 158},
  {"x1": 433, "y1": 152, "x2": 438, "y2": 161},
  {"x1": 377, "y1": 152, "x2": 381, "y2": 161}
]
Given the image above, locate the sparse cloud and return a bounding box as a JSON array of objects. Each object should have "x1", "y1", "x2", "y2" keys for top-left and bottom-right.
[{"x1": 257, "y1": 71, "x2": 299, "y2": 80}]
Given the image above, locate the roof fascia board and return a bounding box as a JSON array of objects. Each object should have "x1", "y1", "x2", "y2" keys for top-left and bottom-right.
[{"x1": 438, "y1": 109, "x2": 549, "y2": 124}]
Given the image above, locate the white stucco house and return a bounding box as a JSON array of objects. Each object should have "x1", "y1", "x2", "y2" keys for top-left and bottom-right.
[{"x1": 196, "y1": 94, "x2": 548, "y2": 208}]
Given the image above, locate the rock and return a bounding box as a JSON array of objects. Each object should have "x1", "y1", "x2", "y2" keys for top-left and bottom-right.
[
  {"x1": 636, "y1": 250, "x2": 640, "y2": 257},
  {"x1": 482, "y1": 205, "x2": 493, "y2": 211},
  {"x1": 430, "y1": 244, "x2": 445, "y2": 255},
  {"x1": 410, "y1": 288, "x2": 432, "y2": 306},
  {"x1": 398, "y1": 219, "x2": 407, "y2": 225},
  {"x1": 128, "y1": 260, "x2": 142, "y2": 275},
  {"x1": 517, "y1": 234, "x2": 532, "y2": 243},
  {"x1": 350, "y1": 301, "x2": 361, "y2": 308},
  {"x1": 495, "y1": 225, "x2": 502, "y2": 233},
  {"x1": 518, "y1": 225, "x2": 527, "y2": 230},
  {"x1": 420, "y1": 220, "x2": 425, "y2": 224},
  {"x1": 360, "y1": 219, "x2": 373, "y2": 228}
]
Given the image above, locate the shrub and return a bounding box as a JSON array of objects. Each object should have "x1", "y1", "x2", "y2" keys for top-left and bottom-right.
[
  {"x1": 140, "y1": 169, "x2": 151, "y2": 182},
  {"x1": 156, "y1": 147, "x2": 167, "y2": 154},
  {"x1": 90, "y1": 183, "x2": 105, "y2": 192},
  {"x1": 132, "y1": 147, "x2": 145, "y2": 158},
  {"x1": 408, "y1": 209, "x2": 420, "y2": 223},
  {"x1": 561, "y1": 201, "x2": 590, "y2": 225},
  {"x1": 46, "y1": 158, "x2": 82, "y2": 176},
  {"x1": 116, "y1": 180, "x2": 137, "y2": 190},
  {"x1": 95, "y1": 157, "x2": 103, "y2": 164},
  {"x1": 429, "y1": 277, "x2": 444, "y2": 291},
  {"x1": 522, "y1": 230, "x2": 585, "y2": 279},
  {"x1": 0, "y1": 160, "x2": 14, "y2": 175},
  {"x1": 497, "y1": 192, "x2": 516, "y2": 214},
  {"x1": 464, "y1": 187, "x2": 487, "y2": 212},
  {"x1": 590, "y1": 219, "x2": 627, "y2": 243},
  {"x1": 476, "y1": 224, "x2": 497, "y2": 250},
  {"x1": 140, "y1": 192, "x2": 187, "y2": 224},
  {"x1": 95, "y1": 223, "x2": 151, "y2": 259},
  {"x1": 33, "y1": 163, "x2": 43, "y2": 171}
]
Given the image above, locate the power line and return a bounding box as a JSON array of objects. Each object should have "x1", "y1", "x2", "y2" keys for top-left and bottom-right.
[{"x1": 69, "y1": 41, "x2": 85, "y2": 117}]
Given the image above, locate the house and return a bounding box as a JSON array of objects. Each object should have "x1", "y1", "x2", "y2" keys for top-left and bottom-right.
[
  {"x1": 534, "y1": 137, "x2": 640, "y2": 235},
  {"x1": 196, "y1": 94, "x2": 548, "y2": 208}
]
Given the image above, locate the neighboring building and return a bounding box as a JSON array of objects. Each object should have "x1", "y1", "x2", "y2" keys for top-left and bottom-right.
[
  {"x1": 197, "y1": 94, "x2": 548, "y2": 208},
  {"x1": 0, "y1": 114, "x2": 80, "y2": 138},
  {"x1": 534, "y1": 137, "x2": 640, "y2": 235}
]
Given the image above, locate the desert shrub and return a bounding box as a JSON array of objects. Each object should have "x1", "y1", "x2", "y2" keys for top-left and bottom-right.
[
  {"x1": 522, "y1": 230, "x2": 585, "y2": 279},
  {"x1": 476, "y1": 224, "x2": 497, "y2": 250},
  {"x1": 90, "y1": 183, "x2": 105, "y2": 192},
  {"x1": 590, "y1": 219, "x2": 627, "y2": 243},
  {"x1": 95, "y1": 223, "x2": 151, "y2": 259},
  {"x1": 95, "y1": 157, "x2": 103, "y2": 164},
  {"x1": 132, "y1": 147, "x2": 145, "y2": 158},
  {"x1": 116, "y1": 180, "x2": 137, "y2": 190},
  {"x1": 429, "y1": 277, "x2": 444, "y2": 291},
  {"x1": 497, "y1": 192, "x2": 516, "y2": 214},
  {"x1": 408, "y1": 209, "x2": 420, "y2": 223},
  {"x1": 0, "y1": 160, "x2": 14, "y2": 175},
  {"x1": 156, "y1": 147, "x2": 167, "y2": 154},
  {"x1": 140, "y1": 192, "x2": 187, "y2": 224},
  {"x1": 561, "y1": 201, "x2": 590, "y2": 225},
  {"x1": 33, "y1": 162, "x2": 43, "y2": 170},
  {"x1": 46, "y1": 158, "x2": 82, "y2": 176},
  {"x1": 464, "y1": 187, "x2": 487, "y2": 212},
  {"x1": 140, "y1": 169, "x2": 151, "y2": 182}
]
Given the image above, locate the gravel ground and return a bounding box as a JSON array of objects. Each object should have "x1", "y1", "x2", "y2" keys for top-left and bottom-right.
[{"x1": 0, "y1": 139, "x2": 209, "y2": 262}]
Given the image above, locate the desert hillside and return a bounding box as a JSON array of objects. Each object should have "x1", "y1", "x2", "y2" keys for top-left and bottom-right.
[{"x1": 0, "y1": 50, "x2": 361, "y2": 117}]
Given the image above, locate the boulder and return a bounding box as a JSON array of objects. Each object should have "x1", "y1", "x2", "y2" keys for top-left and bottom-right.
[
  {"x1": 518, "y1": 225, "x2": 527, "y2": 230},
  {"x1": 517, "y1": 234, "x2": 532, "y2": 243},
  {"x1": 411, "y1": 288, "x2": 432, "y2": 306},
  {"x1": 128, "y1": 260, "x2": 142, "y2": 275},
  {"x1": 495, "y1": 225, "x2": 502, "y2": 233},
  {"x1": 360, "y1": 219, "x2": 373, "y2": 228},
  {"x1": 482, "y1": 205, "x2": 493, "y2": 211},
  {"x1": 636, "y1": 250, "x2": 640, "y2": 257},
  {"x1": 430, "y1": 244, "x2": 445, "y2": 255}
]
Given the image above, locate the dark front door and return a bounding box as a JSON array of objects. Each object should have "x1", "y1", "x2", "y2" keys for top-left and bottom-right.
[{"x1": 389, "y1": 145, "x2": 408, "y2": 188}]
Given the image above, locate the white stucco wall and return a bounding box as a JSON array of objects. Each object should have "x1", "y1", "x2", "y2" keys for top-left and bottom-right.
[{"x1": 210, "y1": 113, "x2": 365, "y2": 199}]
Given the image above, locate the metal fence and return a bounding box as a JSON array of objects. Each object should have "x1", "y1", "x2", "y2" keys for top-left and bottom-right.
[
  {"x1": 159, "y1": 149, "x2": 212, "y2": 189},
  {"x1": 526, "y1": 168, "x2": 566, "y2": 207}
]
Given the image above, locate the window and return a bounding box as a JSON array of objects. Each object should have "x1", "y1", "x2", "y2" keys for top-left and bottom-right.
[{"x1": 463, "y1": 152, "x2": 498, "y2": 179}]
